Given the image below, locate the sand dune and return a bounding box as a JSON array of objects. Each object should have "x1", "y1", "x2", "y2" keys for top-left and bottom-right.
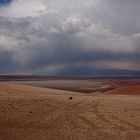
[{"x1": 0, "y1": 83, "x2": 140, "y2": 140}]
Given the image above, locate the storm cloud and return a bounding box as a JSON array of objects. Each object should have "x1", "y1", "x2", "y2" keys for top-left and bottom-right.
[{"x1": 0, "y1": 0, "x2": 140, "y2": 75}]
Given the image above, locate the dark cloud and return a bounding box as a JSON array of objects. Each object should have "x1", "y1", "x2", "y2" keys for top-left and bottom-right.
[
  {"x1": 56, "y1": 65, "x2": 140, "y2": 76},
  {"x1": 0, "y1": 0, "x2": 140, "y2": 75},
  {"x1": 0, "y1": 0, "x2": 12, "y2": 5},
  {"x1": 0, "y1": 50, "x2": 17, "y2": 73}
]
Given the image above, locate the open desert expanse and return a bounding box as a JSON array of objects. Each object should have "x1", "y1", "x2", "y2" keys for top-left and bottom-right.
[{"x1": 0, "y1": 77, "x2": 140, "y2": 140}]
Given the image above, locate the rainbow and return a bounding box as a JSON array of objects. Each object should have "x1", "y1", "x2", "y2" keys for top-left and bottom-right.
[
  {"x1": 24, "y1": 60, "x2": 98, "y2": 75},
  {"x1": 16, "y1": 59, "x2": 134, "y2": 75}
]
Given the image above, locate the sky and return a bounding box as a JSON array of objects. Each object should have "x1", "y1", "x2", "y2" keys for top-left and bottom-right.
[{"x1": 0, "y1": 0, "x2": 140, "y2": 76}]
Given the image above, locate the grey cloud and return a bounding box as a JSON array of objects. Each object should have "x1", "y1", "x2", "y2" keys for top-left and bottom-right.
[
  {"x1": 0, "y1": 0, "x2": 140, "y2": 75},
  {"x1": 0, "y1": 50, "x2": 17, "y2": 73},
  {"x1": 91, "y1": 0, "x2": 140, "y2": 35}
]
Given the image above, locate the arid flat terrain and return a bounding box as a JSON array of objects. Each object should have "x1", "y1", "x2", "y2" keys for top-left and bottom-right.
[{"x1": 0, "y1": 78, "x2": 140, "y2": 140}]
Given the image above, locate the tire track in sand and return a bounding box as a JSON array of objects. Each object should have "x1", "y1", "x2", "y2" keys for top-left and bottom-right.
[
  {"x1": 111, "y1": 116, "x2": 140, "y2": 131},
  {"x1": 92, "y1": 102, "x2": 139, "y2": 131}
]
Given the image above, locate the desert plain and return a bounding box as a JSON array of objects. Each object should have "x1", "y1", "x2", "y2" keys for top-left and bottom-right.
[{"x1": 0, "y1": 76, "x2": 140, "y2": 140}]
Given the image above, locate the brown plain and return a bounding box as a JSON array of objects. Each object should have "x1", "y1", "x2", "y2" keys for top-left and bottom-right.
[{"x1": 0, "y1": 78, "x2": 140, "y2": 140}]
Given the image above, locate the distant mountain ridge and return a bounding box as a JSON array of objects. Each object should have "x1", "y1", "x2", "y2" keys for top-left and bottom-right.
[{"x1": 0, "y1": 74, "x2": 140, "y2": 82}]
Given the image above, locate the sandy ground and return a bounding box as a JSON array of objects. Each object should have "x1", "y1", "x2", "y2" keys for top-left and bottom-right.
[{"x1": 0, "y1": 83, "x2": 140, "y2": 140}]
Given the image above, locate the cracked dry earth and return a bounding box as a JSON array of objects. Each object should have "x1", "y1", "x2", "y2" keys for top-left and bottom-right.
[{"x1": 0, "y1": 83, "x2": 140, "y2": 140}]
